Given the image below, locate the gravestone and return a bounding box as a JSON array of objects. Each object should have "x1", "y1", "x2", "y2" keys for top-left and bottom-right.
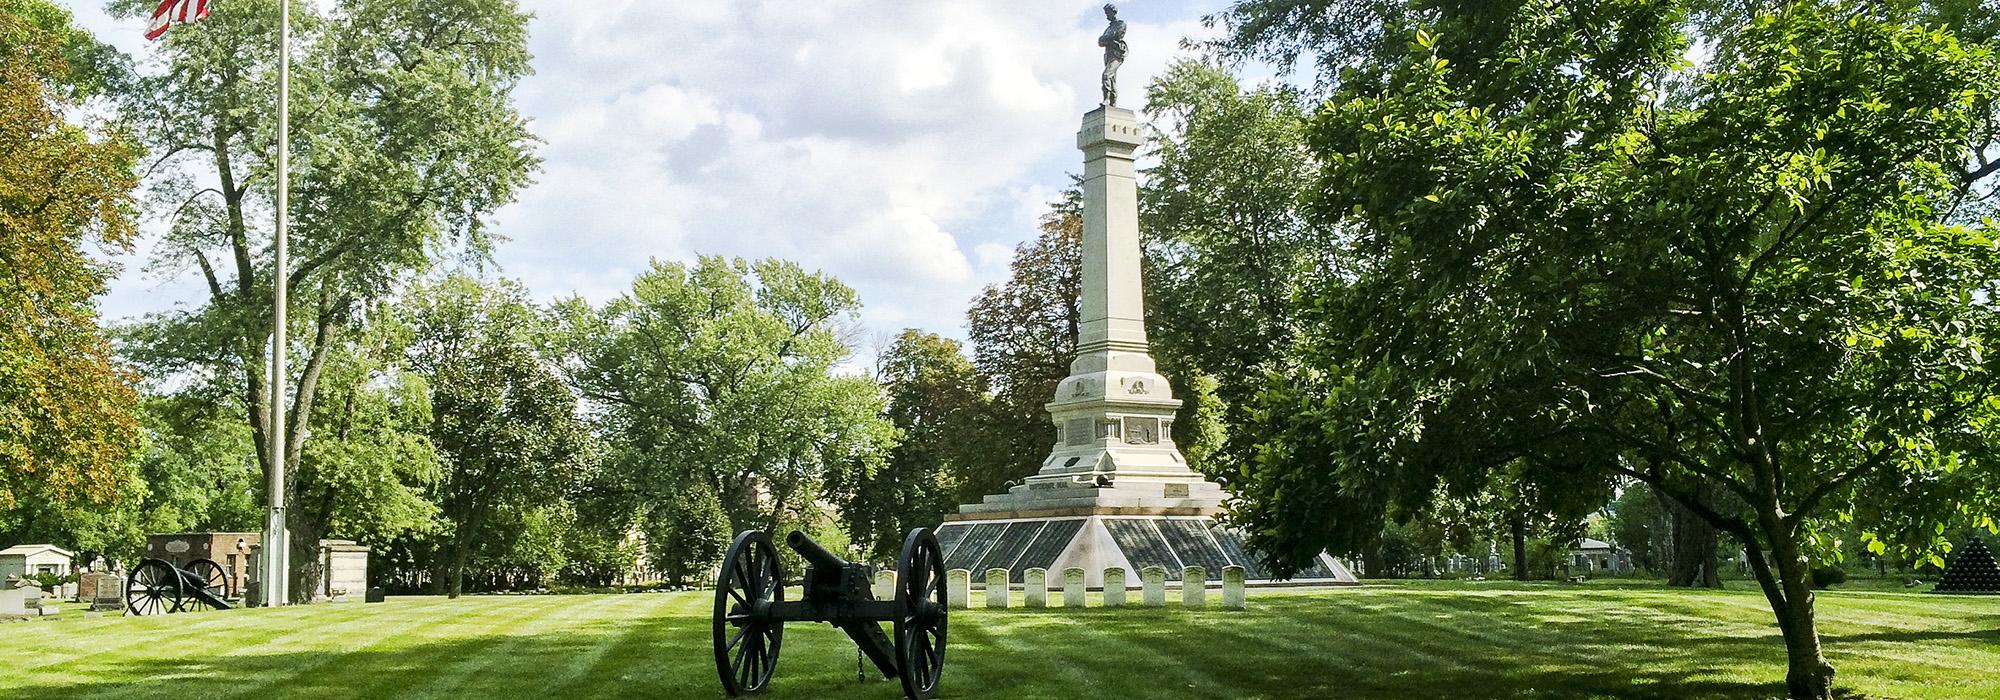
[
  {"x1": 0, "y1": 585, "x2": 25, "y2": 617},
  {"x1": 81, "y1": 572, "x2": 123, "y2": 612},
  {"x1": 1141, "y1": 566, "x2": 1167, "y2": 607},
  {"x1": 1222, "y1": 565, "x2": 1247, "y2": 610},
  {"x1": 1103, "y1": 567, "x2": 1127, "y2": 607},
  {"x1": 365, "y1": 586, "x2": 386, "y2": 603},
  {"x1": 1181, "y1": 566, "x2": 1206, "y2": 608},
  {"x1": 874, "y1": 570, "x2": 896, "y2": 600},
  {"x1": 1063, "y1": 567, "x2": 1087, "y2": 608},
  {"x1": 1934, "y1": 538, "x2": 2000, "y2": 594},
  {"x1": 946, "y1": 569, "x2": 970, "y2": 609},
  {"x1": 985, "y1": 569, "x2": 1010, "y2": 609},
  {"x1": 1024, "y1": 568, "x2": 1048, "y2": 608}
]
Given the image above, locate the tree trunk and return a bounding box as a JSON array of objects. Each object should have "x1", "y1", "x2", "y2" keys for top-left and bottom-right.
[
  {"x1": 1361, "y1": 530, "x2": 1386, "y2": 578},
  {"x1": 446, "y1": 535, "x2": 473, "y2": 599},
  {"x1": 1665, "y1": 483, "x2": 1722, "y2": 588},
  {"x1": 1771, "y1": 531, "x2": 1836, "y2": 699},
  {"x1": 287, "y1": 512, "x2": 323, "y2": 605},
  {"x1": 1510, "y1": 513, "x2": 1530, "y2": 581}
]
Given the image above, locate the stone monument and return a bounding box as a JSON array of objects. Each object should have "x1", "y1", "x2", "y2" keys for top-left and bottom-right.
[{"x1": 932, "y1": 28, "x2": 1357, "y2": 591}]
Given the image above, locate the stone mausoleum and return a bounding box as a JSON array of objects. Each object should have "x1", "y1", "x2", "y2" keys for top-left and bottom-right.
[{"x1": 935, "y1": 103, "x2": 1355, "y2": 588}]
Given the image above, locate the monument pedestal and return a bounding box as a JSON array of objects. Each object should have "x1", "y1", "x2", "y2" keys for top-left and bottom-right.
[{"x1": 937, "y1": 107, "x2": 1354, "y2": 588}]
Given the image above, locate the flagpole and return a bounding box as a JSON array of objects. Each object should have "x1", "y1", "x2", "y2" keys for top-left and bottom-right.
[{"x1": 264, "y1": 0, "x2": 292, "y2": 608}]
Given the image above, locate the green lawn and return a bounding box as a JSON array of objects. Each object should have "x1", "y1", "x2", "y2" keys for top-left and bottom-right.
[{"x1": 2, "y1": 581, "x2": 1994, "y2": 699}]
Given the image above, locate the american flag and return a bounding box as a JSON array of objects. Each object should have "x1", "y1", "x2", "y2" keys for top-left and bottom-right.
[{"x1": 146, "y1": 0, "x2": 212, "y2": 41}]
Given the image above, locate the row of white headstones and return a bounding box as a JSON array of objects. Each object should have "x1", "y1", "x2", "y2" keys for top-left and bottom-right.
[{"x1": 875, "y1": 566, "x2": 1249, "y2": 610}]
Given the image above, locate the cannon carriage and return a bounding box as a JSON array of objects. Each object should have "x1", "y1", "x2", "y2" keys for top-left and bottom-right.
[
  {"x1": 125, "y1": 557, "x2": 233, "y2": 615},
  {"x1": 713, "y1": 528, "x2": 948, "y2": 699}
]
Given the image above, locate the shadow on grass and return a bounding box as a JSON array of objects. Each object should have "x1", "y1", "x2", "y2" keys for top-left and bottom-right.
[{"x1": 12, "y1": 592, "x2": 1993, "y2": 699}]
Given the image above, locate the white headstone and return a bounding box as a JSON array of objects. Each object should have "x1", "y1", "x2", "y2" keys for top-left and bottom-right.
[
  {"x1": 0, "y1": 586, "x2": 25, "y2": 616},
  {"x1": 1141, "y1": 566, "x2": 1167, "y2": 608},
  {"x1": 1103, "y1": 567, "x2": 1128, "y2": 607},
  {"x1": 1181, "y1": 566, "x2": 1206, "y2": 608},
  {"x1": 874, "y1": 569, "x2": 896, "y2": 600},
  {"x1": 1222, "y1": 565, "x2": 1247, "y2": 610},
  {"x1": 985, "y1": 569, "x2": 1010, "y2": 609},
  {"x1": 1024, "y1": 568, "x2": 1048, "y2": 608},
  {"x1": 946, "y1": 569, "x2": 971, "y2": 609},
  {"x1": 1063, "y1": 567, "x2": 1087, "y2": 608}
]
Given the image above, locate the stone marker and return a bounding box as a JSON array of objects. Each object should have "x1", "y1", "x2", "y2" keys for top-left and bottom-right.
[
  {"x1": 1063, "y1": 567, "x2": 1087, "y2": 608},
  {"x1": 1223, "y1": 565, "x2": 1247, "y2": 610},
  {"x1": 365, "y1": 586, "x2": 387, "y2": 604},
  {"x1": 985, "y1": 569, "x2": 1010, "y2": 609},
  {"x1": 1141, "y1": 566, "x2": 1167, "y2": 608},
  {"x1": 1181, "y1": 566, "x2": 1207, "y2": 608},
  {"x1": 1024, "y1": 568, "x2": 1048, "y2": 608},
  {"x1": 81, "y1": 572, "x2": 123, "y2": 611},
  {"x1": 946, "y1": 569, "x2": 971, "y2": 609},
  {"x1": 874, "y1": 570, "x2": 896, "y2": 600},
  {"x1": 1103, "y1": 567, "x2": 1128, "y2": 607}
]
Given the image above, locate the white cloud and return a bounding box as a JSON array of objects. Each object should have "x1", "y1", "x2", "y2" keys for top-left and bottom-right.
[{"x1": 80, "y1": 0, "x2": 1229, "y2": 341}]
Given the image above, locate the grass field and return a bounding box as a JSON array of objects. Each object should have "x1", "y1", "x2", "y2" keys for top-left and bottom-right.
[{"x1": 2, "y1": 580, "x2": 1995, "y2": 699}]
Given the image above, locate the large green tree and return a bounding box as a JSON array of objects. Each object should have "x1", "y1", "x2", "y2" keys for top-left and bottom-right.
[
  {"x1": 837, "y1": 329, "x2": 988, "y2": 561},
  {"x1": 555, "y1": 257, "x2": 894, "y2": 540},
  {"x1": 112, "y1": 0, "x2": 538, "y2": 600},
  {"x1": 964, "y1": 200, "x2": 1084, "y2": 492},
  {"x1": 1223, "y1": 1, "x2": 2000, "y2": 697},
  {"x1": 404, "y1": 274, "x2": 590, "y2": 598},
  {"x1": 0, "y1": 2, "x2": 143, "y2": 550}
]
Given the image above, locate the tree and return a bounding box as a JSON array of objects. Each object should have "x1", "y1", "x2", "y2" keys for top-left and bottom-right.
[
  {"x1": 641, "y1": 480, "x2": 730, "y2": 587},
  {"x1": 1222, "y1": 2, "x2": 2000, "y2": 697},
  {"x1": 128, "y1": 395, "x2": 264, "y2": 554},
  {"x1": 555, "y1": 256, "x2": 894, "y2": 536},
  {"x1": 404, "y1": 274, "x2": 591, "y2": 598},
  {"x1": 839, "y1": 330, "x2": 988, "y2": 561},
  {"x1": 964, "y1": 199, "x2": 1084, "y2": 493},
  {"x1": 0, "y1": 3, "x2": 143, "y2": 548},
  {"x1": 289, "y1": 311, "x2": 441, "y2": 594},
  {"x1": 1142, "y1": 60, "x2": 1333, "y2": 432},
  {"x1": 111, "y1": 0, "x2": 538, "y2": 600}
]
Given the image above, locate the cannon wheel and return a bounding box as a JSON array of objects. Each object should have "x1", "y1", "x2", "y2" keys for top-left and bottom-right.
[
  {"x1": 714, "y1": 530, "x2": 784, "y2": 696},
  {"x1": 126, "y1": 558, "x2": 182, "y2": 616},
  {"x1": 184, "y1": 558, "x2": 231, "y2": 607},
  {"x1": 894, "y1": 528, "x2": 948, "y2": 699}
]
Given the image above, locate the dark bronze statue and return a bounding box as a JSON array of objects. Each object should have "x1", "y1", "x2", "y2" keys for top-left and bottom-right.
[{"x1": 1099, "y1": 4, "x2": 1127, "y2": 106}]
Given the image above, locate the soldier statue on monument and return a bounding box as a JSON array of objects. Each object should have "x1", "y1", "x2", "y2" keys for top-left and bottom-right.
[{"x1": 1098, "y1": 4, "x2": 1127, "y2": 106}]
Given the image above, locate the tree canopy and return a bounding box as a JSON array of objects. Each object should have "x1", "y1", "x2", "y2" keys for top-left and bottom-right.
[{"x1": 0, "y1": 2, "x2": 143, "y2": 550}]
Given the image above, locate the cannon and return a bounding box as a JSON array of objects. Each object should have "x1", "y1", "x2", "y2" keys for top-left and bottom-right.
[
  {"x1": 713, "y1": 528, "x2": 947, "y2": 699},
  {"x1": 125, "y1": 557, "x2": 233, "y2": 615}
]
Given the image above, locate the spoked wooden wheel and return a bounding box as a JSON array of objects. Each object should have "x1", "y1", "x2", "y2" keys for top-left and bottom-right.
[
  {"x1": 126, "y1": 558, "x2": 181, "y2": 616},
  {"x1": 895, "y1": 528, "x2": 948, "y2": 699},
  {"x1": 714, "y1": 531, "x2": 784, "y2": 696},
  {"x1": 185, "y1": 558, "x2": 231, "y2": 606}
]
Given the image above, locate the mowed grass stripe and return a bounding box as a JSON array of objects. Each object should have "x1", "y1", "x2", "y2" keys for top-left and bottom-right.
[
  {"x1": 528, "y1": 593, "x2": 683, "y2": 692},
  {"x1": 240, "y1": 596, "x2": 566, "y2": 700}
]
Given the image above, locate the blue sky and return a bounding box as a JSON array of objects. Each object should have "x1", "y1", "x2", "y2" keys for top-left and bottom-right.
[{"x1": 71, "y1": 0, "x2": 1237, "y2": 347}]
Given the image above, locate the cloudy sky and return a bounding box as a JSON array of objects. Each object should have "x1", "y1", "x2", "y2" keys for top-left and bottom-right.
[{"x1": 70, "y1": 0, "x2": 1238, "y2": 344}]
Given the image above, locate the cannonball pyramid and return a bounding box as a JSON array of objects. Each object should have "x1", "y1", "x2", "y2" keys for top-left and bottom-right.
[{"x1": 1932, "y1": 537, "x2": 2000, "y2": 594}]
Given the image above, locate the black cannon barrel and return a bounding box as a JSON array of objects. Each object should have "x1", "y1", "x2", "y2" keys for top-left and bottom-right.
[{"x1": 785, "y1": 530, "x2": 850, "y2": 571}]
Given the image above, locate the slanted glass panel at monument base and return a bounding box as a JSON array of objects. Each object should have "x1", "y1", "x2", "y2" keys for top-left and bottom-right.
[{"x1": 935, "y1": 516, "x2": 1352, "y2": 588}]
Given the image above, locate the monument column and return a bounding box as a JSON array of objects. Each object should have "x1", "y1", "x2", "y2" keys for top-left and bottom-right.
[{"x1": 1074, "y1": 107, "x2": 1153, "y2": 370}]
